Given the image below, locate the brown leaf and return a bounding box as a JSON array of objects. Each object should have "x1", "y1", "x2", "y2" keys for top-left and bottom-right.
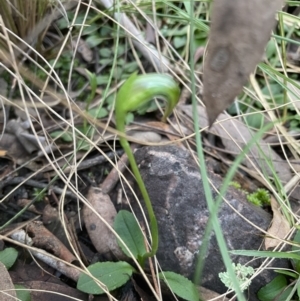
[
  {"x1": 144, "y1": 121, "x2": 189, "y2": 142},
  {"x1": 264, "y1": 196, "x2": 290, "y2": 250},
  {"x1": 0, "y1": 150, "x2": 7, "y2": 157},
  {"x1": 0, "y1": 262, "x2": 17, "y2": 301},
  {"x1": 179, "y1": 105, "x2": 292, "y2": 184},
  {"x1": 0, "y1": 133, "x2": 50, "y2": 171},
  {"x1": 198, "y1": 286, "x2": 230, "y2": 301},
  {"x1": 83, "y1": 187, "x2": 125, "y2": 260},
  {"x1": 72, "y1": 38, "x2": 93, "y2": 62},
  {"x1": 203, "y1": 0, "x2": 284, "y2": 125},
  {"x1": 19, "y1": 281, "x2": 88, "y2": 301},
  {"x1": 127, "y1": 130, "x2": 162, "y2": 143},
  {"x1": 6, "y1": 119, "x2": 46, "y2": 153},
  {"x1": 0, "y1": 133, "x2": 29, "y2": 163}
]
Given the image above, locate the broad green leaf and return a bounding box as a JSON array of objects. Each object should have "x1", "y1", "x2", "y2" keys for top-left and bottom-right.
[
  {"x1": 113, "y1": 68, "x2": 123, "y2": 80},
  {"x1": 174, "y1": 36, "x2": 187, "y2": 49},
  {"x1": 15, "y1": 285, "x2": 31, "y2": 301},
  {"x1": 231, "y1": 249, "x2": 300, "y2": 261},
  {"x1": 257, "y1": 275, "x2": 290, "y2": 301},
  {"x1": 77, "y1": 261, "x2": 135, "y2": 294},
  {"x1": 0, "y1": 248, "x2": 18, "y2": 269},
  {"x1": 114, "y1": 210, "x2": 146, "y2": 259},
  {"x1": 123, "y1": 62, "x2": 139, "y2": 73},
  {"x1": 56, "y1": 17, "x2": 69, "y2": 30},
  {"x1": 86, "y1": 35, "x2": 103, "y2": 48},
  {"x1": 82, "y1": 23, "x2": 100, "y2": 36},
  {"x1": 245, "y1": 112, "x2": 265, "y2": 129},
  {"x1": 99, "y1": 48, "x2": 111, "y2": 58},
  {"x1": 96, "y1": 75, "x2": 110, "y2": 85},
  {"x1": 265, "y1": 39, "x2": 277, "y2": 59},
  {"x1": 125, "y1": 112, "x2": 134, "y2": 125},
  {"x1": 100, "y1": 26, "x2": 111, "y2": 36},
  {"x1": 88, "y1": 107, "x2": 108, "y2": 119},
  {"x1": 50, "y1": 131, "x2": 73, "y2": 142},
  {"x1": 158, "y1": 271, "x2": 199, "y2": 301},
  {"x1": 261, "y1": 83, "x2": 282, "y2": 97}
]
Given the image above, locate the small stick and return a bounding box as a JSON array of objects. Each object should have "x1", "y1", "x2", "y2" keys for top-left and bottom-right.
[{"x1": 100, "y1": 151, "x2": 129, "y2": 194}]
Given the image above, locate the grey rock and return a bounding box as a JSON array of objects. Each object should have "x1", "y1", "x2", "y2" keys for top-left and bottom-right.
[{"x1": 120, "y1": 145, "x2": 289, "y2": 300}]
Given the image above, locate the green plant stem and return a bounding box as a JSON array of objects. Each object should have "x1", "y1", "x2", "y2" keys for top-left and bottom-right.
[
  {"x1": 115, "y1": 73, "x2": 180, "y2": 260},
  {"x1": 119, "y1": 137, "x2": 158, "y2": 259},
  {"x1": 278, "y1": 13, "x2": 287, "y2": 122},
  {"x1": 189, "y1": 1, "x2": 245, "y2": 300}
]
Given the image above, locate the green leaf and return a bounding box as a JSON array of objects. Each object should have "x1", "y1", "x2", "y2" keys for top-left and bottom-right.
[
  {"x1": 77, "y1": 261, "x2": 135, "y2": 294},
  {"x1": 230, "y1": 249, "x2": 300, "y2": 261},
  {"x1": 135, "y1": 100, "x2": 157, "y2": 115},
  {"x1": 257, "y1": 275, "x2": 291, "y2": 301},
  {"x1": 245, "y1": 112, "x2": 265, "y2": 129},
  {"x1": 261, "y1": 83, "x2": 282, "y2": 98},
  {"x1": 50, "y1": 130, "x2": 73, "y2": 142},
  {"x1": 125, "y1": 112, "x2": 134, "y2": 125},
  {"x1": 100, "y1": 26, "x2": 111, "y2": 36},
  {"x1": 99, "y1": 48, "x2": 111, "y2": 58},
  {"x1": 56, "y1": 17, "x2": 70, "y2": 30},
  {"x1": 15, "y1": 284, "x2": 31, "y2": 301},
  {"x1": 123, "y1": 61, "x2": 139, "y2": 73},
  {"x1": 173, "y1": 36, "x2": 187, "y2": 49},
  {"x1": 86, "y1": 35, "x2": 103, "y2": 47},
  {"x1": 113, "y1": 68, "x2": 123, "y2": 80},
  {"x1": 82, "y1": 23, "x2": 100, "y2": 36},
  {"x1": 265, "y1": 39, "x2": 277, "y2": 59},
  {"x1": 114, "y1": 210, "x2": 146, "y2": 259},
  {"x1": 0, "y1": 248, "x2": 18, "y2": 269},
  {"x1": 158, "y1": 271, "x2": 199, "y2": 301},
  {"x1": 96, "y1": 75, "x2": 110, "y2": 85},
  {"x1": 85, "y1": 70, "x2": 97, "y2": 107},
  {"x1": 88, "y1": 107, "x2": 108, "y2": 119}
]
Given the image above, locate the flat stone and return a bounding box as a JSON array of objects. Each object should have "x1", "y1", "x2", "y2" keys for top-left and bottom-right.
[{"x1": 123, "y1": 145, "x2": 289, "y2": 300}]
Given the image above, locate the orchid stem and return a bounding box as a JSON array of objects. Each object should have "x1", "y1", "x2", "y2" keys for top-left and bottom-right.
[{"x1": 115, "y1": 73, "x2": 180, "y2": 259}]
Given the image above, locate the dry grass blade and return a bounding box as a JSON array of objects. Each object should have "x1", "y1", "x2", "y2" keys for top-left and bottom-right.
[
  {"x1": 0, "y1": 0, "x2": 50, "y2": 46},
  {"x1": 96, "y1": 0, "x2": 171, "y2": 72}
]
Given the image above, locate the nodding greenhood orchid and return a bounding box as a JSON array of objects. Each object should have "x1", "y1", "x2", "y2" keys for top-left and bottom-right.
[{"x1": 115, "y1": 72, "x2": 180, "y2": 259}]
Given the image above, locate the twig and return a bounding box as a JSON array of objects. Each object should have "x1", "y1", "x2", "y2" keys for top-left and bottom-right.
[
  {"x1": 101, "y1": 151, "x2": 129, "y2": 194},
  {"x1": 0, "y1": 176, "x2": 77, "y2": 199},
  {"x1": 61, "y1": 149, "x2": 124, "y2": 174}
]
